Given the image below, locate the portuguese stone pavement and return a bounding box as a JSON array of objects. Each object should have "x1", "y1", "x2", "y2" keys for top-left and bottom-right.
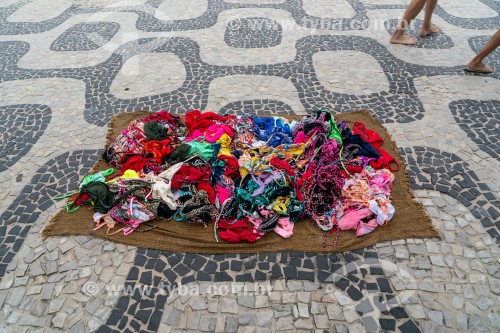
[{"x1": 0, "y1": 0, "x2": 499, "y2": 332}]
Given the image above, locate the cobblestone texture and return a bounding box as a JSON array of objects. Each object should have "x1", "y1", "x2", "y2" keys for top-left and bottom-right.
[{"x1": 0, "y1": 0, "x2": 499, "y2": 332}]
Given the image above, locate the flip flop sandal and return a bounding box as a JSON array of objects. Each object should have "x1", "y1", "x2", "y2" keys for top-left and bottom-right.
[{"x1": 465, "y1": 64, "x2": 493, "y2": 74}]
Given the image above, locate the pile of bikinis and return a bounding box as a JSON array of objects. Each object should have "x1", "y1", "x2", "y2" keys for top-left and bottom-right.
[{"x1": 67, "y1": 110, "x2": 400, "y2": 247}]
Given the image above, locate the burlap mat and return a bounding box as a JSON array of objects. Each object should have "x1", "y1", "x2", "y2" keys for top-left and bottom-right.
[{"x1": 43, "y1": 110, "x2": 439, "y2": 253}]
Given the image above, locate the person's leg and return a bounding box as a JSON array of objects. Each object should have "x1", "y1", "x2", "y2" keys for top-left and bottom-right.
[
  {"x1": 466, "y1": 29, "x2": 500, "y2": 73},
  {"x1": 391, "y1": 0, "x2": 427, "y2": 45},
  {"x1": 420, "y1": 0, "x2": 440, "y2": 36}
]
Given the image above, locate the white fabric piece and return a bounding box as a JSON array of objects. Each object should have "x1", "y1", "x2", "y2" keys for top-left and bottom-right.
[
  {"x1": 144, "y1": 162, "x2": 184, "y2": 209},
  {"x1": 369, "y1": 199, "x2": 395, "y2": 225}
]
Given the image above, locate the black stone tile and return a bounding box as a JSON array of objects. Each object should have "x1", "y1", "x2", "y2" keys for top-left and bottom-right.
[
  {"x1": 167, "y1": 255, "x2": 181, "y2": 267},
  {"x1": 135, "y1": 310, "x2": 152, "y2": 324},
  {"x1": 316, "y1": 254, "x2": 329, "y2": 270},
  {"x1": 318, "y1": 270, "x2": 333, "y2": 283},
  {"x1": 116, "y1": 297, "x2": 129, "y2": 311},
  {"x1": 134, "y1": 255, "x2": 147, "y2": 266},
  {"x1": 297, "y1": 270, "x2": 314, "y2": 281},
  {"x1": 271, "y1": 264, "x2": 283, "y2": 278},
  {"x1": 398, "y1": 319, "x2": 421, "y2": 333},
  {"x1": 163, "y1": 269, "x2": 177, "y2": 283},
  {"x1": 220, "y1": 261, "x2": 229, "y2": 271},
  {"x1": 379, "y1": 318, "x2": 396, "y2": 331},
  {"x1": 231, "y1": 260, "x2": 243, "y2": 271},
  {"x1": 129, "y1": 319, "x2": 141, "y2": 332},
  {"x1": 214, "y1": 272, "x2": 232, "y2": 282},
  {"x1": 347, "y1": 286, "x2": 363, "y2": 301},
  {"x1": 283, "y1": 266, "x2": 297, "y2": 279},
  {"x1": 197, "y1": 271, "x2": 211, "y2": 281},
  {"x1": 244, "y1": 258, "x2": 257, "y2": 269},
  {"x1": 107, "y1": 308, "x2": 124, "y2": 326},
  {"x1": 155, "y1": 260, "x2": 166, "y2": 273},
  {"x1": 95, "y1": 326, "x2": 112, "y2": 333},
  {"x1": 173, "y1": 263, "x2": 190, "y2": 276},
  {"x1": 255, "y1": 270, "x2": 267, "y2": 281},
  {"x1": 370, "y1": 266, "x2": 384, "y2": 275},
  {"x1": 181, "y1": 275, "x2": 196, "y2": 285},
  {"x1": 335, "y1": 277, "x2": 350, "y2": 291},
  {"x1": 204, "y1": 261, "x2": 217, "y2": 274},
  {"x1": 303, "y1": 259, "x2": 314, "y2": 269},
  {"x1": 390, "y1": 306, "x2": 409, "y2": 319},
  {"x1": 147, "y1": 309, "x2": 162, "y2": 331},
  {"x1": 236, "y1": 273, "x2": 254, "y2": 282},
  {"x1": 139, "y1": 271, "x2": 152, "y2": 285},
  {"x1": 139, "y1": 299, "x2": 155, "y2": 309}
]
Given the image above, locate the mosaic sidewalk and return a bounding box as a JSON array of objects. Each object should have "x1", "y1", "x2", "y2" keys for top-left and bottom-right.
[{"x1": 0, "y1": 0, "x2": 499, "y2": 332}]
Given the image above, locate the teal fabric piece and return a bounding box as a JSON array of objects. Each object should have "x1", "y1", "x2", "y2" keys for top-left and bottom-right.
[{"x1": 187, "y1": 141, "x2": 215, "y2": 161}]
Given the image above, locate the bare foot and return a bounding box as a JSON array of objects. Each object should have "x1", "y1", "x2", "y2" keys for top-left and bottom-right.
[
  {"x1": 420, "y1": 25, "x2": 440, "y2": 37},
  {"x1": 390, "y1": 34, "x2": 417, "y2": 45}
]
